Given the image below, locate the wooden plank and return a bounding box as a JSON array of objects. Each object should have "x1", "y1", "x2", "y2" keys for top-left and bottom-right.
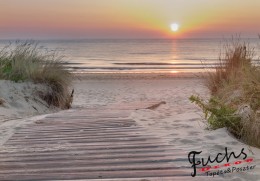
[
  {"x1": 0, "y1": 152, "x2": 182, "y2": 162},
  {"x1": 0, "y1": 169, "x2": 190, "y2": 181},
  {"x1": 0, "y1": 101, "x2": 197, "y2": 180},
  {"x1": 0, "y1": 148, "x2": 177, "y2": 159}
]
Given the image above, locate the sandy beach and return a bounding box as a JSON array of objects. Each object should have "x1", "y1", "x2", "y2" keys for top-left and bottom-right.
[
  {"x1": 73, "y1": 73, "x2": 260, "y2": 180},
  {"x1": 0, "y1": 73, "x2": 259, "y2": 180}
]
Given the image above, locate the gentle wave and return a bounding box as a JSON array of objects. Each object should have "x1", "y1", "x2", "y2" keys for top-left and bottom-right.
[
  {"x1": 113, "y1": 62, "x2": 217, "y2": 66},
  {"x1": 1, "y1": 39, "x2": 259, "y2": 73},
  {"x1": 70, "y1": 66, "x2": 211, "y2": 70}
]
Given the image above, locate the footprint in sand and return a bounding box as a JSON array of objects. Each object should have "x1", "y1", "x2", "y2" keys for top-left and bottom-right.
[
  {"x1": 226, "y1": 141, "x2": 239, "y2": 145},
  {"x1": 170, "y1": 138, "x2": 180, "y2": 143},
  {"x1": 214, "y1": 144, "x2": 228, "y2": 150},
  {"x1": 204, "y1": 135, "x2": 216, "y2": 140},
  {"x1": 189, "y1": 118, "x2": 200, "y2": 122},
  {"x1": 180, "y1": 138, "x2": 202, "y2": 144},
  {"x1": 169, "y1": 133, "x2": 179, "y2": 136},
  {"x1": 180, "y1": 125, "x2": 193, "y2": 129},
  {"x1": 188, "y1": 131, "x2": 200, "y2": 136},
  {"x1": 173, "y1": 120, "x2": 182, "y2": 123}
]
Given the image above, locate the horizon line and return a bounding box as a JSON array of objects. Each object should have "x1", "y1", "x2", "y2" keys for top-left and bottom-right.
[{"x1": 0, "y1": 37, "x2": 259, "y2": 41}]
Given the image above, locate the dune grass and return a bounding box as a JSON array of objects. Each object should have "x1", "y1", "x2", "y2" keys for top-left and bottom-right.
[
  {"x1": 205, "y1": 40, "x2": 254, "y2": 94},
  {"x1": 190, "y1": 38, "x2": 260, "y2": 148},
  {"x1": 0, "y1": 41, "x2": 73, "y2": 109}
]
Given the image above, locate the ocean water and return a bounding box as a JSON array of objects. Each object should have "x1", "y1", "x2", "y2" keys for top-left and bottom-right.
[{"x1": 0, "y1": 39, "x2": 259, "y2": 73}]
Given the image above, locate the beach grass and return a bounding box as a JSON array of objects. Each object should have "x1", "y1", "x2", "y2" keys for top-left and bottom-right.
[
  {"x1": 0, "y1": 41, "x2": 73, "y2": 109},
  {"x1": 191, "y1": 38, "x2": 260, "y2": 148},
  {"x1": 205, "y1": 39, "x2": 254, "y2": 94}
]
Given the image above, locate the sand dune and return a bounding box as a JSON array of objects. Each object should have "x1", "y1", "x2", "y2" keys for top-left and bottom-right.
[{"x1": 0, "y1": 80, "x2": 59, "y2": 124}]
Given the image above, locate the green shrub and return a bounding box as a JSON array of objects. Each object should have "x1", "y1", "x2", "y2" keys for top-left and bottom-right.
[
  {"x1": 189, "y1": 95, "x2": 242, "y2": 136},
  {"x1": 0, "y1": 41, "x2": 73, "y2": 109}
]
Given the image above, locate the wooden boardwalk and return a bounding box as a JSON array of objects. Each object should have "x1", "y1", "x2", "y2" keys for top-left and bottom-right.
[{"x1": 0, "y1": 102, "x2": 200, "y2": 181}]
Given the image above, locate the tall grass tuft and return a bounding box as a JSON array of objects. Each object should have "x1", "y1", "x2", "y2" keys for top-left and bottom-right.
[
  {"x1": 206, "y1": 39, "x2": 254, "y2": 94},
  {"x1": 0, "y1": 41, "x2": 73, "y2": 109},
  {"x1": 191, "y1": 38, "x2": 260, "y2": 148}
]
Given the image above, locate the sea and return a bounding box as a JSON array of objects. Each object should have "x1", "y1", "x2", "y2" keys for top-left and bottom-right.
[{"x1": 0, "y1": 39, "x2": 259, "y2": 73}]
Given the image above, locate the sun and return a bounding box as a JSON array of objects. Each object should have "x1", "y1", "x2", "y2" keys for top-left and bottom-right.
[{"x1": 170, "y1": 23, "x2": 179, "y2": 32}]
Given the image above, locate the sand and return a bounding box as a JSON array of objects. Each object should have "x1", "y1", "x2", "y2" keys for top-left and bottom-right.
[
  {"x1": 0, "y1": 80, "x2": 59, "y2": 124},
  {"x1": 0, "y1": 73, "x2": 259, "y2": 180},
  {"x1": 72, "y1": 74, "x2": 260, "y2": 180}
]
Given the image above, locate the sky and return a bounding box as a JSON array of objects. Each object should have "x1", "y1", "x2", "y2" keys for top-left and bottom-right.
[{"x1": 0, "y1": 0, "x2": 260, "y2": 39}]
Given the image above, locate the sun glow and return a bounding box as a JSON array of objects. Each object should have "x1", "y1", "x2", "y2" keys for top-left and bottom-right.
[
  {"x1": 170, "y1": 70, "x2": 179, "y2": 74},
  {"x1": 170, "y1": 23, "x2": 179, "y2": 32}
]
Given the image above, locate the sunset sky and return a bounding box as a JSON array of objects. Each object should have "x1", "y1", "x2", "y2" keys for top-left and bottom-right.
[{"x1": 0, "y1": 0, "x2": 259, "y2": 39}]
